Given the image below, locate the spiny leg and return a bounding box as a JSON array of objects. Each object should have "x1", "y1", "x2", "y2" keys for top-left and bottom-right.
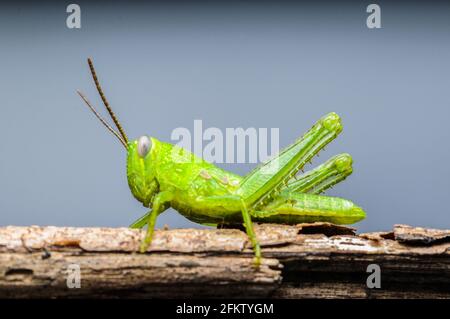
[
  {"x1": 284, "y1": 153, "x2": 353, "y2": 195},
  {"x1": 192, "y1": 114, "x2": 344, "y2": 265},
  {"x1": 249, "y1": 154, "x2": 363, "y2": 225},
  {"x1": 139, "y1": 191, "x2": 173, "y2": 253},
  {"x1": 237, "y1": 112, "x2": 343, "y2": 208}
]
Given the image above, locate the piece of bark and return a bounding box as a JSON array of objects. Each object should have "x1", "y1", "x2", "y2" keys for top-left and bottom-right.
[
  {"x1": 0, "y1": 224, "x2": 448, "y2": 298},
  {"x1": 0, "y1": 252, "x2": 281, "y2": 298},
  {"x1": 393, "y1": 224, "x2": 450, "y2": 245}
]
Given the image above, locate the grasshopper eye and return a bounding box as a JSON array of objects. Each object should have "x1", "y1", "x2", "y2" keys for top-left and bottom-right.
[{"x1": 137, "y1": 136, "x2": 151, "y2": 158}]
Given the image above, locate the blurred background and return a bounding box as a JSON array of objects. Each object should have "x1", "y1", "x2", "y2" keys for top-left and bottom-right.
[{"x1": 0, "y1": 0, "x2": 449, "y2": 232}]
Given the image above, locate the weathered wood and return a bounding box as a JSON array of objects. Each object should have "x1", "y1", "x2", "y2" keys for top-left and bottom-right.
[{"x1": 0, "y1": 223, "x2": 448, "y2": 298}]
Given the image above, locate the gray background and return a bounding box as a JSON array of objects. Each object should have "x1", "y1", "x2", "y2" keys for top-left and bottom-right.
[{"x1": 0, "y1": 1, "x2": 449, "y2": 233}]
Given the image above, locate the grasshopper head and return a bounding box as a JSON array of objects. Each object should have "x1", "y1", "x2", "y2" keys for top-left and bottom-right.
[
  {"x1": 126, "y1": 136, "x2": 159, "y2": 206},
  {"x1": 77, "y1": 59, "x2": 161, "y2": 207}
]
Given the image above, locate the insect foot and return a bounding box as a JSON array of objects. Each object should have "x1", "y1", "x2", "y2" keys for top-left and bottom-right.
[
  {"x1": 253, "y1": 256, "x2": 262, "y2": 269},
  {"x1": 139, "y1": 239, "x2": 149, "y2": 253},
  {"x1": 252, "y1": 243, "x2": 262, "y2": 269},
  {"x1": 139, "y1": 229, "x2": 154, "y2": 253}
]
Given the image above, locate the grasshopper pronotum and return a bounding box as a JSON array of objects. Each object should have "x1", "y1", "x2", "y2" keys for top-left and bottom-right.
[{"x1": 77, "y1": 58, "x2": 365, "y2": 265}]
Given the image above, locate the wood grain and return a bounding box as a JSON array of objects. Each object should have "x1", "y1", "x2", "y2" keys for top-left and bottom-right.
[{"x1": 0, "y1": 223, "x2": 448, "y2": 298}]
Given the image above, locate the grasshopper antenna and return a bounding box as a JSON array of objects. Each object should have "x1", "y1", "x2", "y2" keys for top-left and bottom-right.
[
  {"x1": 87, "y1": 57, "x2": 129, "y2": 145},
  {"x1": 77, "y1": 90, "x2": 128, "y2": 149}
]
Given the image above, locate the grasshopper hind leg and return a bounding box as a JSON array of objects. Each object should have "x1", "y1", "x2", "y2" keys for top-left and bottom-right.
[
  {"x1": 284, "y1": 153, "x2": 353, "y2": 195},
  {"x1": 239, "y1": 199, "x2": 261, "y2": 267},
  {"x1": 194, "y1": 114, "x2": 345, "y2": 265},
  {"x1": 194, "y1": 195, "x2": 261, "y2": 266},
  {"x1": 253, "y1": 192, "x2": 366, "y2": 225}
]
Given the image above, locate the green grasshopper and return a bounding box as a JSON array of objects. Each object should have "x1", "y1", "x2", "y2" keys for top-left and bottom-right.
[{"x1": 77, "y1": 58, "x2": 366, "y2": 265}]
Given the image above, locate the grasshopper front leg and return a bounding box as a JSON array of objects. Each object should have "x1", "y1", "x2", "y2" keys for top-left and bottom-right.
[
  {"x1": 139, "y1": 190, "x2": 173, "y2": 253},
  {"x1": 130, "y1": 213, "x2": 151, "y2": 229},
  {"x1": 240, "y1": 113, "x2": 342, "y2": 262}
]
